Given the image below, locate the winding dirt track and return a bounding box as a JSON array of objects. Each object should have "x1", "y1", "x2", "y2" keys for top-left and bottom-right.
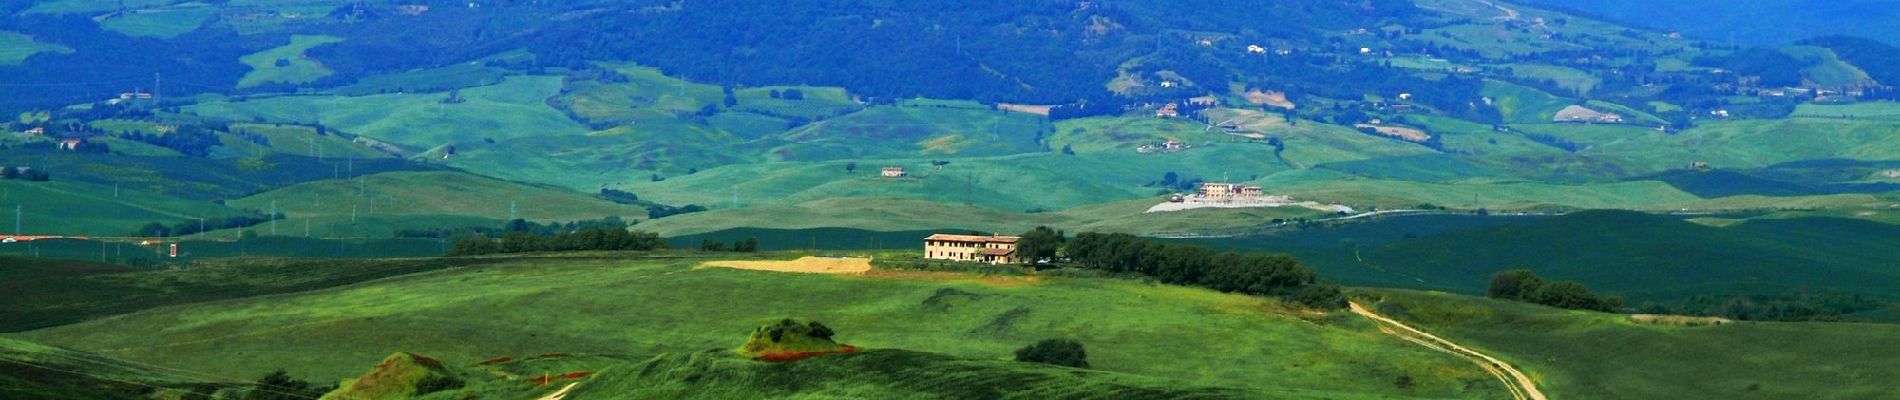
[{"x1": 1349, "y1": 302, "x2": 1547, "y2": 400}]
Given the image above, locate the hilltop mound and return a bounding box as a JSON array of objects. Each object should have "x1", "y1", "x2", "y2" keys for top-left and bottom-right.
[
  {"x1": 320, "y1": 352, "x2": 464, "y2": 400},
  {"x1": 736, "y1": 319, "x2": 856, "y2": 362}
]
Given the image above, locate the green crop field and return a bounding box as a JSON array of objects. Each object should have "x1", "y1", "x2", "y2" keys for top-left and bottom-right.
[
  {"x1": 237, "y1": 35, "x2": 346, "y2": 88},
  {"x1": 1363, "y1": 289, "x2": 1900, "y2": 399},
  {"x1": 185, "y1": 75, "x2": 588, "y2": 149},
  {"x1": 4, "y1": 253, "x2": 1507, "y2": 399},
  {"x1": 0, "y1": 31, "x2": 72, "y2": 65}
]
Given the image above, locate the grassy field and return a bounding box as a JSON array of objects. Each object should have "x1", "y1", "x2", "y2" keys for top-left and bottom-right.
[
  {"x1": 6, "y1": 253, "x2": 1508, "y2": 399},
  {"x1": 634, "y1": 196, "x2": 1331, "y2": 237},
  {"x1": 237, "y1": 35, "x2": 345, "y2": 88},
  {"x1": 185, "y1": 75, "x2": 588, "y2": 149},
  {"x1": 767, "y1": 104, "x2": 1047, "y2": 161},
  {"x1": 1483, "y1": 80, "x2": 1574, "y2": 124},
  {"x1": 1254, "y1": 211, "x2": 1900, "y2": 302},
  {"x1": 1583, "y1": 118, "x2": 1900, "y2": 173},
  {"x1": 1781, "y1": 46, "x2": 1874, "y2": 87},
  {"x1": 1496, "y1": 64, "x2": 1599, "y2": 95},
  {"x1": 98, "y1": 5, "x2": 216, "y2": 38},
  {"x1": 0, "y1": 180, "x2": 247, "y2": 237},
  {"x1": 330, "y1": 62, "x2": 513, "y2": 96},
  {"x1": 622, "y1": 141, "x2": 1292, "y2": 213},
  {"x1": 1791, "y1": 102, "x2": 1900, "y2": 120},
  {"x1": 1363, "y1": 289, "x2": 1900, "y2": 399},
  {"x1": 226, "y1": 170, "x2": 645, "y2": 227},
  {"x1": 0, "y1": 31, "x2": 72, "y2": 65},
  {"x1": 556, "y1": 62, "x2": 727, "y2": 124}
]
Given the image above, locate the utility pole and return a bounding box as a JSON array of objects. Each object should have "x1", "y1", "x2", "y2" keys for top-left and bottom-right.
[
  {"x1": 509, "y1": 201, "x2": 517, "y2": 220},
  {"x1": 197, "y1": 218, "x2": 205, "y2": 240},
  {"x1": 13, "y1": 205, "x2": 19, "y2": 235},
  {"x1": 269, "y1": 200, "x2": 277, "y2": 235},
  {"x1": 154, "y1": 73, "x2": 161, "y2": 105}
]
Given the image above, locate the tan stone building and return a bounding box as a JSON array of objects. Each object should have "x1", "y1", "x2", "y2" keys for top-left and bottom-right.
[
  {"x1": 1198, "y1": 182, "x2": 1264, "y2": 199},
  {"x1": 923, "y1": 234, "x2": 1019, "y2": 264}
]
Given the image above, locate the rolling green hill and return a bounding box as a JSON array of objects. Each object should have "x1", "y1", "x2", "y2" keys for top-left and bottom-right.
[
  {"x1": 186, "y1": 75, "x2": 588, "y2": 149},
  {"x1": 0, "y1": 180, "x2": 248, "y2": 236},
  {"x1": 1348, "y1": 211, "x2": 1900, "y2": 301},
  {"x1": 7, "y1": 253, "x2": 1507, "y2": 399}
]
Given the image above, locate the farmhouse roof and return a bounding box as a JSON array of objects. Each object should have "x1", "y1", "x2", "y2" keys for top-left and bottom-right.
[
  {"x1": 925, "y1": 234, "x2": 1019, "y2": 244},
  {"x1": 983, "y1": 248, "x2": 1016, "y2": 256}
]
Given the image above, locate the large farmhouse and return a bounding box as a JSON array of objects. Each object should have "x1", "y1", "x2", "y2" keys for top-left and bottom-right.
[{"x1": 923, "y1": 234, "x2": 1019, "y2": 264}]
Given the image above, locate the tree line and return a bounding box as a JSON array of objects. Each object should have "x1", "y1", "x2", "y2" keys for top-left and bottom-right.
[
  {"x1": 1487, "y1": 269, "x2": 1623, "y2": 312},
  {"x1": 0, "y1": 166, "x2": 51, "y2": 181},
  {"x1": 136, "y1": 213, "x2": 284, "y2": 237},
  {"x1": 1056, "y1": 230, "x2": 1348, "y2": 309},
  {"x1": 449, "y1": 227, "x2": 668, "y2": 256}
]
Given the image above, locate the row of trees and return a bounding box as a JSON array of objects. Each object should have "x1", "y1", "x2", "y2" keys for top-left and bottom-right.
[
  {"x1": 0, "y1": 166, "x2": 50, "y2": 181},
  {"x1": 136, "y1": 214, "x2": 283, "y2": 237},
  {"x1": 1060, "y1": 231, "x2": 1347, "y2": 309},
  {"x1": 1660, "y1": 291, "x2": 1886, "y2": 322},
  {"x1": 449, "y1": 228, "x2": 667, "y2": 256},
  {"x1": 1487, "y1": 269, "x2": 1623, "y2": 312},
  {"x1": 396, "y1": 217, "x2": 633, "y2": 239},
  {"x1": 701, "y1": 238, "x2": 760, "y2": 252}
]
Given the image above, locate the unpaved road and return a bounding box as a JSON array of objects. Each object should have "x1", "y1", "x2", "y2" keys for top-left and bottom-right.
[{"x1": 1350, "y1": 301, "x2": 1547, "y2": 400}]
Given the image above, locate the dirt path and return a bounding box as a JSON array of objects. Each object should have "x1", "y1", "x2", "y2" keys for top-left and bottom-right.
[
  {"x1": 1349, "y1": 301, "x2": 1546, "y2": 400},
  {"x1": 537, "y1": 382, "x2": 580, "y2": 400},
  {"x1": 697, "y1": 256, "x2": 873, "y2": 275}
]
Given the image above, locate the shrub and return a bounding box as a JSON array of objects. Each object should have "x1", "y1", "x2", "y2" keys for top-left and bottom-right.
[{"x1": 1015, "y1": 338, "x2": 1088, "y2": 368}]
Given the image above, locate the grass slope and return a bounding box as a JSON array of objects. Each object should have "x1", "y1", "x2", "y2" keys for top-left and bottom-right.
[
  {"x1": 0, "y1": 31, "x2": 72, "y2": 65},
  {"x1": 9, "y1": 254, "x2": 1506, "y2": 399},
  {"x1": 0, "y1": 180, "x2": 247, "y2": 236},
  {"x1": 186, "y1": 75, "x2": 588, "y2": 149},
  {"x1": 227, "y1": 170, "x2": 646, "y2": 225},
  {"x1": 1354, "y1": 211, "x2": 1900, "y2": 301},
  {"x1": 1364, "y1": 289, "x2": 1900, "y2": 399},
  {"x1": 237, "y1": 35, "x2": 346, "y2": 88}
]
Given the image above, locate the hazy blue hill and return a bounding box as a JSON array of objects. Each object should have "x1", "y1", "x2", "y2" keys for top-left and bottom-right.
[{"x1": 1513, "y1": 0, "x2": 1900, "y2": 46}]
